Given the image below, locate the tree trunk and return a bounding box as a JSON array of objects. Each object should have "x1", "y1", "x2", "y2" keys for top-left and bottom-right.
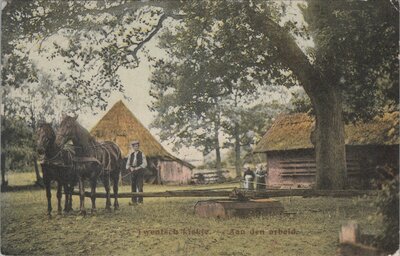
[
  {"x1": 29, "y1": 107, "x2": 43, "y2": 186},
  {"x1": 33, "y1": 156, "x2": 43, "y2": 186},
  {"x1": 312, "y1": 87, "x2": 347, "y2": 189},
  {"x1": 214, "y1": 119, "x2": 222, "y2": 178},
  {"x1": 2, "y1": 105, "x2": 8, "y2": 190},
  {"x1": 1, "y1": 155, "x2": 5, "y2": 184},
  {"x1": 1, "y1": 152, "x2": 7, "y2": 190},
  {"x1": 212, "y1": 100, "x2": 223, "y2": 179},
  {"x1": 234, "y1": 122, "x2": 241, "y2": 178},
  {"x1": 215, "y1": 142, "x2": 221, "y2": 176},
  {"x1": 157, "y1": 162, "x2": 162, "y2": 185},
  {"x1": 215, "y1": 146, "x2": 222, "y2": 176}
]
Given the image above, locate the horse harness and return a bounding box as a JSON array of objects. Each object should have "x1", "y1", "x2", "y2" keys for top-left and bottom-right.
[
  {"x1": 41, "y1": 147, "x2": 75, "y2": 168},
  {"x1": 72, "y1": 156, "x2": 102, "y2": 165},
  {"x1": 71, "y1": 142, "x2": 120, "y2": 172}
]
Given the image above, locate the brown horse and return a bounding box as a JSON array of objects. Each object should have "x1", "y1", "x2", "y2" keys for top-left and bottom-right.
[
  {"x1": 36, "y1": 122, "x2": 77, "y2": 216},
  {"x1": 55, "y1": 115, "x2": 122, "y2": 213},
  {"x1": 72, "y1": 156, "x2": 104, "y2": 215}
]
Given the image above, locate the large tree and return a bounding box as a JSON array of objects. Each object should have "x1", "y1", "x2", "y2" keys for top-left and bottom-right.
[{"x1": 297, "y1": 0, "x2": 398, "y2": 188}]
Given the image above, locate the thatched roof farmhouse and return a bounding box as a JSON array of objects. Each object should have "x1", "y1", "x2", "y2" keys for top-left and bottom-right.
[
  {"x1": 91, "y1": 100, "x2": 194, "y2": 184},
  {"x1": 254, "y1": 112, "x2": 399, "y2": 189}
]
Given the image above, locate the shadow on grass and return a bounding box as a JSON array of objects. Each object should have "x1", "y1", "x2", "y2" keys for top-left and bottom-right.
[{"x1": 1, "y1": 181, "x2": 44, "y2": 192}]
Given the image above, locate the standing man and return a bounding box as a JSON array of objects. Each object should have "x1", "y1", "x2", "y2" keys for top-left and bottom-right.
[{"x1": 126, "y1": 140, "x2": 147, "y2": 205}]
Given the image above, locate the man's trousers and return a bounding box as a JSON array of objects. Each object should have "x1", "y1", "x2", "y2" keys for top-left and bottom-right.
[{"x1": 131, "y1": 169, "x2": 144, "y2": 203}]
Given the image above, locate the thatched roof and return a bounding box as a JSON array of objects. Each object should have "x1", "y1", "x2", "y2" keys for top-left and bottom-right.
[
  {"x1": 90, "y1": 100, "x2": 194, "y2": 168},
  {"x1": 254, "y1": 112, "x2": 399, "y2": 152}
]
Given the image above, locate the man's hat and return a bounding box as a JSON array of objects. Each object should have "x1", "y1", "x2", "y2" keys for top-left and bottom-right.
[{"x1": 131, "y1": 140, "x2": 140, "y2": 145}]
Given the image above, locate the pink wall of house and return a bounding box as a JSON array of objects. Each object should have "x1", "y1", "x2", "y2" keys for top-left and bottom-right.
[{"x1": 159, "y1": 161, "x2": 192, "y2": 184}]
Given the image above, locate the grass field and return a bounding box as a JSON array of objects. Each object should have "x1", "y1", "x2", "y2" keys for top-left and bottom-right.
[{"x1": 1, "y1": 172, "x2": 382, "y2": 256}]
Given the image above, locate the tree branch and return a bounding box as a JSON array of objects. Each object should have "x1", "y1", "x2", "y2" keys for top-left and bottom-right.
[
  {"x1": 120, "y1": 13, "x2": 168, "y2": 67},
  {"x1": 389, "y1": 0, "x2": 399, "y2": 12},
  {"x1": 3, "y1": 0, "x2": 182, "y2": 50},
  {"x1": 263, "y1": 17, "x2": 321, "y2": 94}
]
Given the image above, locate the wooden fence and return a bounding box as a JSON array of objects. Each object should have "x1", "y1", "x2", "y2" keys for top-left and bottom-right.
[
  {"x1": 191, "y1": 170, "x2": 230, "y2": 184},
  {"x1": 72, "y1": 189, "x2": 377, "y2": 199}
]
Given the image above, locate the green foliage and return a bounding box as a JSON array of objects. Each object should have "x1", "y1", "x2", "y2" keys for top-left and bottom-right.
[
  {"x1": 302, "y1": 0, "x2": 399, "y2": 122},
  {"x1": 372, "y1": 176, "x2": 399, "y2": 252},
  {"x1": 223, "y1": 100, "x2": 288, "y2": 149},
  {"x1": 2, "y1": 1, "x2": 170, "y2": 113},
  {"x1": 288, "y1": 87, "x2": 313, "y2": 114},
  {"x1": 199, "y1": 159, "x2": 228, "y2": 170},
  {"x1": 1, "y1": 116, "x2": 36, "y2": 172}
]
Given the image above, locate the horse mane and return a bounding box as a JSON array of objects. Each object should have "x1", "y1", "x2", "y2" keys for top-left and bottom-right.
[{"x1": 74, "y1": 121, "x2": 98, "y2": 146}]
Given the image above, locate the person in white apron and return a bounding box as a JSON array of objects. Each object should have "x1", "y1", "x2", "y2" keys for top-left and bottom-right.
[
  {"x1": 255, "y1": 164, "x2": 267, "y2": 190},
  {"x1": 243, "y1": 166, "x2": 255, "y2": 190}
]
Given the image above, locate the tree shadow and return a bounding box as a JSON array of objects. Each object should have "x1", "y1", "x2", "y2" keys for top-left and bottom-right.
[{"x1": 1, "y1": 181, "x2": 44, "y2": 192}]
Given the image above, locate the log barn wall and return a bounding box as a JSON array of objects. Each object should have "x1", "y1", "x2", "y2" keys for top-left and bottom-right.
[
  {"x1": 265, "y1": 145, "x2": 399, "y2": 189},
  {"x1": 266, "y1": 149, "x2": 315, "y2": 188},
  {"x1": 255, "y1": 112, "x2": 399, "y2": 189}
]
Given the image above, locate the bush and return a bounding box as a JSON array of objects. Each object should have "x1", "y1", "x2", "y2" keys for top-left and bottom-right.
[
  {"x1": 372, "y1": 168, "x2": 399, "y2": 253},
  {"x1": 2, "y1": 117, "x2": 36, "y2": 173}
]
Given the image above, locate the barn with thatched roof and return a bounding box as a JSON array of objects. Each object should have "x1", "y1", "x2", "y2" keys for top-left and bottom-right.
[
  {"x1": 90, "y1": 100, "x2": 194, "y2": 184},
  {"x1": 254, "y1": 112, "x2": 399, "y2": 189}
]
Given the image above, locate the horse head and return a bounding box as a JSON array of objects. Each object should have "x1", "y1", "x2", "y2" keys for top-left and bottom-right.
[
  {"x1": 55, "y1": 115, "x2": 78, "y2": 147},
  {"x1": 36, "y1": 122, "x2": 56, "y2": 156}
]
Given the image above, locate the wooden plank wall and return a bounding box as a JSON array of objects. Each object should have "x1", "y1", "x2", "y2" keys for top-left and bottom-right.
[
  {"x1": 159, "y1": 161, "x2": 192, "y2": 185},
  {"x1": 266, "y1": 146, "x2": 398, "y2": 189}
]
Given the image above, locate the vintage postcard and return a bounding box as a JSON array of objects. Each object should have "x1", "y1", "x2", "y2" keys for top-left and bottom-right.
[{"x1": 1, "y1": 1, "x2": 398, "y2": 255}]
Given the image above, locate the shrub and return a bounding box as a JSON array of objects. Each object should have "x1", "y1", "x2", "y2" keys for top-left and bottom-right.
[{"x1": 372, "y1": 167, "x2": 399, "y2": 253}]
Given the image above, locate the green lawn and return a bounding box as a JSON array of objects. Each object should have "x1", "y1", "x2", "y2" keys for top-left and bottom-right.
[{"x1": 1, "y1": 172, "x2": 382, "y2": 256}]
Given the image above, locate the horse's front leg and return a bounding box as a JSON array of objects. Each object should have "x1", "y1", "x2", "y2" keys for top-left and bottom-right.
[
  {"x1": 56, "y1": 181, "x2": 62, "y2": 215},
  {"x1": 44, "y1": 178, "x2": 52, "y2": 217},
  {"x1": 102, "y1": 175, "x2": 112, "y2": 212},
  {"x1": 113, "y1": 171, "x2": 120, "y2": 210},
  {"x1": 68, "y1": 183, "x2": 74, "y2": 212},
  {"x1": 63, "y1": 183, "x2": 71, "y2": 213},
  {"x1": 78, "y1": 177, "x2": 86, "y2": 216},
  {"x1": 90, "y1": 177, "x2": 97, "y2": 214}
]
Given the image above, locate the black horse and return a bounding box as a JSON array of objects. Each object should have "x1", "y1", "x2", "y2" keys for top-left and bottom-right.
[
  {"x1": 36, "y1": 122, "x2": 77, "y2": 216},
  {"x1": 55, "y1": 115, "x2": 122, "y2": 213}
]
